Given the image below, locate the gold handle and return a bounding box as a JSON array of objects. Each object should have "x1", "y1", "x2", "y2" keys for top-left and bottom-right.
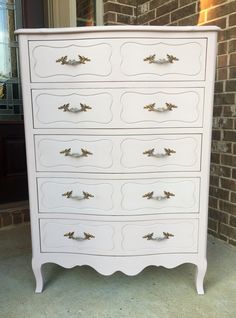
[
  {"x1": 143, "y1": 54, "x2": 178, "y2": 64},
  {"x1": 62, "y1": 190, "x2": 94, "y2": 200},
  {"x1": 143, "y1": 232, "x2": 174, "y2": 241},
  {"x1": 56, "y1": 54, "x2": 91, "y2": 65},
  {"x1": 143, "y1": 148, "x2": 176, "y2": 157},
  {"x1": 58, "y1": 103, "x2": 92, "y2": 113},
  {"x1": 144, "y1": 103, "x2": 177, "y2": 112},
  {"x1": 64, "y1": 232, "x2": 95, "y2": 240},
  {"x1": 60, "y1": 148, "x2": 93, "y2": 158},
  {"x1": 142, "y1": 191, "x2": 175, "y2": 200}
]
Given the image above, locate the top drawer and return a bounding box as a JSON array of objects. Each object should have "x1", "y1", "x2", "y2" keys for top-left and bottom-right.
[{"x1": 28, "y1": 38, "x2": 207, "y2": 83}]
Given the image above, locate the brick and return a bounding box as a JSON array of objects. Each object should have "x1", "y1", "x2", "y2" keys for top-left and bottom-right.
[
  {"x1": 213, "y1": 105, "x2": 223, "y2": 116},
  {"x1": 104, "y1": 2, "x2": 134, "y2": 15},
  {"x1": 233, "y1": 144, "x2": 236, "y2": 154},
  {"x1": 223, "y1": 130, "x2": 236, "y2": 142},
  {"x1": 230, "y1": 215, "x2": 236, "y2": 227},
  {"x1": 218, "y1": 41, "x2": 227, "y2": 55},
  {"x1": 220, "y1": 178, "x2": 236, "y2": 192},
  {"x1": 179, "y1": 0, "x2": 198, "y2": 7},
  {"x1": 117, "y1": 13, "x2": 132, "y2": 24},
  {"x1": 229, "y1": 239, "x2": 236, "y2": 246},
  {"x1": 199, "y1": 0, "x2": 226, "y2": 10},
  {"x1": 203, "y1": 17, "x2": 227, "y2": 29},
  {"x1": 223, "y1": 105, "x2": 236, "y2": 117},
  {"x1": 229, "y1": 13, "x2": 236, "y2": 27},
  {"x1": 233, "y1": 168, "x2": 236, "y2": 179},
  {"x1": 217, "y1": 54, "x2": 227, "y2": 68},
  {"x1": 117, "y1": 0, "x2": 137, "y2": 6},
  {"x1": 219, "y1": 223, "x2": 236, "y2": 240},
  {"x1": 149, "y1": 13, "x2": 170, "y2": 25},
  {"x1": 207, "y1": 1, "x2": 235, "y2": 20},
  {"x1": 156, "y1": 0, "x2": 178, "y2": 19},
  {"x1": 150, "y1": 0, "x2": 172, "y2": 11},
  {"x1": 221, "y1": 154, "x2": 236, "y2": 166},
  {"x1": 231, "y1": 192, "x2": 236, "y2": 203},
  {"x1": 178, "y1": 13, "x2": 199, "y2": 26},
  {"x1": 229, "y1": 40, "x2": 236, "y2": 53},
  {"x1": 229, "y1": 67, "x2": 236, "y2": 78},
  {"x1": 214, "y1": 81, "x2": 224, "y2": 93},
  {"x1": 226, "y1": 27, "x2": 236, "y2": 41},
  {"x1": 211, "y1": 152, "x2": 220, "y2": 164},
  {"x1": 208, "y1": 218, "x2": 218, "y2": 232},
  {"x1": 171, "y1": 3, "x2": 196, "y2": 21},
  {"x1": 209, "y1": 195, "x2": 218, "y2": 209},
  {"x1": 230, "y1": 53, "x2": 236, "y2": 66},
  {"x1": 225, "y1": 80, "x2": 236, "y2": 91},
  {"x1": 13, "y1": 212, "x2": 23, "y2": 225},
  {"x1": 212, "y1": 141, "x2": 232, "y2": 153},
  {"x1": 214, "y1": 93, "x2": 235, "y2": 105},
  {"x1": 209, "y1": 207, "x2": 229, "y2": 223},
  {"x1": 209, "y1": 186, "x2": 230, "y2": 200},
  {"x1": 212, "y1": 129, "x2": 221, "y2": 140},
  {"x1": 219, "y1": 200, "x2": 236, "y2": 215},
  {"x1": 138, "y1": 10, "x2": 155, "y2": 24},
  {"x1": 217, "y1": 68, "x2": 227, "y2": 81},
  {"x1": 210, "y1": 164, "x2": 231, "y2": 177},
  {"x1": 210, "y1": 175, "x2": 220, "y2": 187}
]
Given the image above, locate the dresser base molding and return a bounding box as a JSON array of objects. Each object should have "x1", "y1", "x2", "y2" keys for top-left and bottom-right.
[{"x1": 32, "y1": 255, "x2": 207, "y2": 295}]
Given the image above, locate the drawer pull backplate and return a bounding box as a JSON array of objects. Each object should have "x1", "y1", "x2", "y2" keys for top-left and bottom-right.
[
  {"x1": 143, "y1": 148, "x2": 176, "y2": 157},
  {"x1": 62, "y1": 190, "x2": 94, "y2": 200},
  {"x1": 143, "y1": 232, "x2": 174, "y2": 241},
  {"x1": 64, "y1": 231, "x2": 95, "y2": 240},
  {"x1": 56, "y1": 54, "x2": 91, "y2": 65},
  {"x1": 60, "y1": 148, "x2": 93, "y2": 158},
  {"x1": 142, "y1": 191, "x2": 175, "y2": 200},
  {"x1": 144, "y1": 102, "x2": 177, "y2": 112},
  {"x1": 143, "y1": 54, "x2": 179, "y2": 64},
  {"x1": 58, "y1": 103, "x2": 92, "y2": 113}
]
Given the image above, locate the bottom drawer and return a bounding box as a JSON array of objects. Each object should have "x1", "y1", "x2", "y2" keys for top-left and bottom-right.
[{"x1": 40, "y1": 218, "x2": 198, "y2": 255}]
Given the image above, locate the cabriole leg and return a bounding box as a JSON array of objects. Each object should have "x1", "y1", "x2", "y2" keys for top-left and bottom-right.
[
  {"x1": 195, "y1": 260, "x2": 207, "y2": 295},
  {"x1": 32, "y1": 259, "x2": 44, "y2": 293}
]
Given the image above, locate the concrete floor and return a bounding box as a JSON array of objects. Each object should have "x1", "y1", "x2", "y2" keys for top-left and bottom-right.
[{"x1": 0, "y1": 224, "x2": 235, "y2": 318}]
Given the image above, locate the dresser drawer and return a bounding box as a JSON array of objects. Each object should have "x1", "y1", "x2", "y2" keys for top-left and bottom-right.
[
  {"x1": 35, "y1": 134, "x2": 202, "y2": 173},
  {"x1": 32, "y1": 87, "x2": 204, "y2": 129},
  {"x1": 40, "y1": 219, "x2": 115, "y2": 255},
  {"x1": 120, "y1": 38, "x2": 207, "y2": 81},
  {"x1": 40, "y1": 218, "x2": 198, "y2": 255},
  {"x1": 121, "y1": 219, "x2": 199, "y2": 255},
  {"x1": 29, "y1": 39, "x2": 112, "y2": 82},
  {"x1": 37, "y1": 177, "x2": 200, "y2": 215}
]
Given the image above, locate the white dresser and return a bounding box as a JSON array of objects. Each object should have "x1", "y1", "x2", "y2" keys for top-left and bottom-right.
[{"x1": 16, "y1": 26, "x2": 219, "y2": 294}]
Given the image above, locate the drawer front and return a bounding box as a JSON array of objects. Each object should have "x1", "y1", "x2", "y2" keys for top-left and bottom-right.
[
  {"x1": 32, "y1": 87, "x2": 204, "y2": 129},
  {"x1": 32, "y1": 89, "x2": 113, "y2": 129},
  {"x1": 121, "y1": 219, "x2": 198, "y2": 255},
  {"x1": 29, "y1": 40, "x2": 112, "y2": 82},
  {"x1": 37, "y1": 177, "x2": 200, "y2": 215},
  {"x1": 120, "y1": 134, "x2": 202, "y2": 173},
  {"x1": 121, "y1": 38, "x2": 207, "y2": 81},
  {"x1": 40, "y1": 219, "x2": 115, "y2": 255},
  {"x1": 35, "y1": 134, "x2": 202, "y2": 173},
  {"x1": 35, "y1": 135, "x2": 113, "y2": 173},
  {"x1": 120, "y1": 87, "x2": 204, "y2": 128},
  {"x1": 40, "y1": 218, "x2": 198, "y2": 255}
]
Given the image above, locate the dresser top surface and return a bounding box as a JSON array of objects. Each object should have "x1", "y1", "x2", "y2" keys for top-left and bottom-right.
[{"x1": 15, "y1": 25, "x2": 220, "y2": 35}]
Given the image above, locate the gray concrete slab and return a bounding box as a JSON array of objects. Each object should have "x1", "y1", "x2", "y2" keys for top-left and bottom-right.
[{"x1": 0, "y1": 224, "x2": 235, "y2": 318}]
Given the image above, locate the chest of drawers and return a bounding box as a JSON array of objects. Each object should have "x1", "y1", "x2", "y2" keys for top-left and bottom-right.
[{"x1": 16, "y1": 26, "x2": 219, "y2": 294}]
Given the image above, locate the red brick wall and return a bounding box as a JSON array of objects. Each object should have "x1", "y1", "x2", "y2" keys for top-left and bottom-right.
[{"x1": 103, "y1": 0, "x2": 236, "y2": 246}]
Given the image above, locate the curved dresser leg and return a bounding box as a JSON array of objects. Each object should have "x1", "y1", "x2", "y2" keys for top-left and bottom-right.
[
  {"x1": 32, "y1": 259, "x2": 44, "y2": 293},
  {"x1": 195, "y1": 260, "x2": 207, "y2": 295}
]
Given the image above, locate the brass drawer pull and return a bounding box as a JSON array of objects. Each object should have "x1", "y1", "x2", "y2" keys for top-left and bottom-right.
[
  {"x1": 143, "y1": 148, "x2": 176, "y2": 157},
  {"x1": 143, "y1": 191, "x2": 175, "y2": 200},
  {"x1": 144, "y1": 103, "x2": 177, "y2": 112},
  {"x1": 58, "y1": 103, "x2": 92, "y2": 113},
  {"x1": 144, "y1": 54, "x2": 178, "y2": 64},
  {"x1": 60, "y1": 148, "x2": 93, "y2": 158},
  {"x1": 56, "y1": 54, "x2": 91, "y2": 65},
  {"x1": 64, "y1": 232, "x2": 95, "y2": 240},
  {"x1": 143, "y1": 232, "x2": 174, "y2": 241},
  {"x1": 62, "y1": 190, "x2": 94, "y2": 200}
]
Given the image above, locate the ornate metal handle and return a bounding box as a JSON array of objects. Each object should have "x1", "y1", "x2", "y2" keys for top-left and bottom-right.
[
  {"x1": 58, "y1": 103, "x2": 92, "y2": 113},
  {"x1": 143, "y1": 232, "x2": 174, "y2": 241},
  {"x1": 64, "y1": 232, "x2": 95, "y2": 240},
  {"x1": 60, "y1": 148, "x2": 93, "y2": 158},
  {"x1": 62, "y1": 190, "x2": 94, "y2": 200},
  {"x1": 56, "y1": 54, "x2": 91, "y2": 65},
  {"x1": 144, "y1": 103, "x2": 177, "y2": 112},
  {"x1": 143, "y1": 148, "x2": 176, "y2": 157},
  {"x1": 144, "y1": 54, "x2": 179, "y2": 64},
  {"x1": 142, "y1": 191, "x2": 175, "y2": 200}
]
